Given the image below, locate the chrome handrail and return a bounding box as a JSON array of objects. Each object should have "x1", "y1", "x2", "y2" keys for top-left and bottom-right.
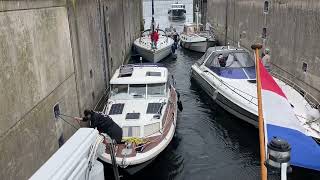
[
  {"x1": 271, "y1": 71, "x2": 320, "y2": 109},
  {"x1": 203, "y1": 68, "x2": 258, "y2": 106}
]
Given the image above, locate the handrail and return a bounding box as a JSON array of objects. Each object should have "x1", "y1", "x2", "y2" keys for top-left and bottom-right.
[
  {"x1": 203, "y1": 68, "x2": 258, "y2": 106},
  {"x1": 271, "y1": 71, "x2": 320, "y2": 109},
  {"x1": 203, "y1": 67, "x2": 320, "y2": 109},
  {"x1": 139, "y1": 28, "x2": 169, "y2": 44}
]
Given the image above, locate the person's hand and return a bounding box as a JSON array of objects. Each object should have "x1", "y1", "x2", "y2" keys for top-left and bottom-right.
[{"x1": 74, "y1": 117, "x2": 82, "y2": 124}]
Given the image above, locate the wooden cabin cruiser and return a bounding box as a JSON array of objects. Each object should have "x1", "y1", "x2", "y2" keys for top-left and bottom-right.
[
  {"x1": 180, "y1": 22, "x2": 216, "y2": 52},
  {"x1": 100, "y1": 64, "x2": 179, "y2": 174},
  {"x1": 134, "y1": 29, "x2": 174, "y2": 63},
  {"x1": 168, "y1": 2, "x2": 186, "y2": 20},
  {"x1": 191, "y1": 46, "x2": 320, "y2": 139}
]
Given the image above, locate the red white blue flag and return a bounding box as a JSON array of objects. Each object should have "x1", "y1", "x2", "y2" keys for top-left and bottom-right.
[{"x1": 258, "y1": 59, "x2": 320, "y2": 170}]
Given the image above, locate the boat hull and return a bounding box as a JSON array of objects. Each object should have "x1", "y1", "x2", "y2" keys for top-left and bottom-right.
[
  {"x1": 134, "y1": 38, "x2": 174, "y2": 63},
  {"x1": 181, "y1": 40, "x2": 216, "y2": 53},
  {"x1": 191, "y1": 66, "x2": 258, "y2": 126},
  {"x1": 168, "y1": 13, "x2": 186, "y2": 20}
]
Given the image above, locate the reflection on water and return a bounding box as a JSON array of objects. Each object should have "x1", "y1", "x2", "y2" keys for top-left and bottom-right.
[{"x1": 104, "y1": 1, "x2": 320, "y2": 179}]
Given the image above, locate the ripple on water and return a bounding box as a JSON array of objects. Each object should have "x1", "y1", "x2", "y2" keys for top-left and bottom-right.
[{"x1": 105, "y1": 1, "x2": 320, "y2": 179}]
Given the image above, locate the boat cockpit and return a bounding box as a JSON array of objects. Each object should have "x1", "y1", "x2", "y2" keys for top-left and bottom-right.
[{"x1": 199, "y1": 48, "x2": 256, "y2": 80}]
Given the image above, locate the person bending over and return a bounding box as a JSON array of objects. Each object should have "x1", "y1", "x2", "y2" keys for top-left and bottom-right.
[{"x1": 74, "y1": 110, "x2": 123, "y2": 144}]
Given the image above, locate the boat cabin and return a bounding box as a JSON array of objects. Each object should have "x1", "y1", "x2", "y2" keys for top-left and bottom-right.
[
  {"x1": 198, "y1": 47, "x2": 256, "y2": 79},
  {"x1": 110, "y1": 64, "x2": 169, "y2": 100},
  {"x1": 182, "y1": 23, "x2": 203, "y2": 34},
  {"x1": 106, "y1": 64, "x2": 172, "y2": 138}
]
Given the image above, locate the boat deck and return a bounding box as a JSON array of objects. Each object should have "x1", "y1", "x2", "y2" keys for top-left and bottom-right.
[{"x1": 103, "y1": 88, "x2": 177, "y2": 158}]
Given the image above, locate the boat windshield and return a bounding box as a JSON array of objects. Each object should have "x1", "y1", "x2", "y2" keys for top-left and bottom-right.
[
  {"x1": 204, "y1": 51, "x2": 256, "y2": 79},
  {"x1": 129, "y1": 84, "x2": 146, "y2": 98},
  {"x1": 147, "y1": 83, "x2": 166, "y2": 97},
  {"x1": 205, "y1": 51, "x2": 255, "y2": 68},
  {"x1": 110, "y1": 84, "x2": 128, "y2": 99},
  {"x1": 110, "y1": 83, "x2": 166, "y2": 99},
  {"x1": 172, "y1": 4, "x2": 185, "y2": 9},
  {"x1": 196, "y1": 50, "x2": 213, "y2": 65}
]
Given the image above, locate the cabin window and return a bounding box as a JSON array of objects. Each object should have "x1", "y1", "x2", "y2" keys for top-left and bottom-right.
[
  {"x1": 111, "y1": 84, "x2": 128, "y2": 98},
  {"x1": 122, "y1": 126, "x2": 140, "y2": 137},
  {"x1": 147, "y1": 83, "x2": 166, "y2": 97},
  {"x1": 129, "y1": 84, "x2": 146, "y2": 98},
  {"x1": 264, "y1": 1, "x2": 269, "y2": 14},
  {"x1": 146, "y1": 71, "x2": 161, "y2": 76}
]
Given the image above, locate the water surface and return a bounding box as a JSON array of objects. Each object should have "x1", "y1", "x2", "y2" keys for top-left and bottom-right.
[{"x1": 105, "y1": 1, "x2": 319, "y2": 179}]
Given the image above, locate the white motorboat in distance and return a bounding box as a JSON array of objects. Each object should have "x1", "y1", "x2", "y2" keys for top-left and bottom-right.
[
  {"x1": 180, "y1": 6, "x2": 216, "y2": 53},
  {"x1": 99, "y1": 64, "x2": 179, "y2": 174},
  {"x1": 168, "y1": 2, "x2": 186, "y2": 20},
  {"x1": 180, "y1": 23, "x2": 217, "y2": 53},
  {"x1": 191, "y1": 46, "x2": 320, "y2": 140},
  {"x1": 134, "y1": 29, "x2": 174, "y2": 63}
]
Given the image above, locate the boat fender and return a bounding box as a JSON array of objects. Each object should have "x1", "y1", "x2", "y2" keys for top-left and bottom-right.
[
  {"x1": 121, "y1": 142, "x2": 133, "y2": 156},
  {"x1": 171, "y1": 44, "x2": 176, "y2": 55},
  {"x1": 176, "y1": 90, "x2": 183, "y2": 111},
  {"x1": 212, "y1": 90, "x2": 219, "y2": 100}
]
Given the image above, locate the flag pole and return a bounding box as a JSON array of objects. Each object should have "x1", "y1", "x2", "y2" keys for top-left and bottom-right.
[{"x1": 251, "y1": 43, "x2": 267, "y2": 180}]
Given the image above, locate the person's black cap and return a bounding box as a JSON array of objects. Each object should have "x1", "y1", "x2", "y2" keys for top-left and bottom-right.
[{"x1": 84, "y1": 109, "x2": 93, "y2": 116}]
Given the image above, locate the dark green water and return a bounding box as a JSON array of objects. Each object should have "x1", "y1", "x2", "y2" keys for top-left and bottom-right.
[{"x1": 104, "y1": 1, "x2": 319, "y2": 179}]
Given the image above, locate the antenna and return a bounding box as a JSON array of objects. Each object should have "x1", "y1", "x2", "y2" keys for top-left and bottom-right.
[
  {"x1": 152, "y1": 0, "x2": 155, "y2": 33},
  {"x1": 195, "y1": 4, "x2": 199, "y2": 32}
]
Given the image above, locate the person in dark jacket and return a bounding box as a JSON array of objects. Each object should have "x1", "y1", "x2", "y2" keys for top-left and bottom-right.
[{"x1": 74, "y1": 110, "x2": 123, "y2": 144}]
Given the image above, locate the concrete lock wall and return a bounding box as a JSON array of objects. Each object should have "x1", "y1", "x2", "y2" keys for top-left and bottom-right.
[
  {"x1": 206, "y1": 0, "x2": 320, "y2": 103},
  {"x1": 0, "y1": 0, "x2": 142, "y2": 179}
]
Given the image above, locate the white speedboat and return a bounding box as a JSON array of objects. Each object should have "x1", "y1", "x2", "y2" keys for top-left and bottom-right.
[
  {"x1": 191, "y1": 46, "x2": 320, "y2": 139},
  {"x1": 180, "y1": 23, "x2": 216, "y2": 52},
  {"x1": 99, "y1": 64, "x2": 179, "y2": 174},
  {"x1": 168, "y1": 2, "x2": 186, "y2": 20},
  {"x1": 134, "y1": 29, "x2": 174, "y2": 63}
]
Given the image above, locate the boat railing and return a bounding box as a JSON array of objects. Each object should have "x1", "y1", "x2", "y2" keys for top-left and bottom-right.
[
  {"x1": 204, "y1": 69, "x2": 258, "y2": 106},
  {"x1": 271, "y1": 71, "x2": 320, "y2": 109},
  {"x1": 140, "y1": 28, "x2": 169, "y2": 42}
]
